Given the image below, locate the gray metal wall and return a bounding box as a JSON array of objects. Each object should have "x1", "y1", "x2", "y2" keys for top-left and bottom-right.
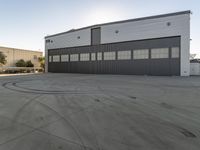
[{"x1": 48, "y1": 36, "x2": 180, "y2": 76}]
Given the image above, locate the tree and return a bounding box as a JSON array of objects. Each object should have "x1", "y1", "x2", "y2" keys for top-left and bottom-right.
[
  {"x1": 26, "y1": 60, "x2": 34, "y2": 67},
  {"x1": 0, "y1": 51, "x2": 7, "y2": 66},
  {"x1": 16, "y1": 59, "x2": 26, "y2": 67},
  {"x1": 38, "y1": 57, "x2": 45, "y2": 70}
]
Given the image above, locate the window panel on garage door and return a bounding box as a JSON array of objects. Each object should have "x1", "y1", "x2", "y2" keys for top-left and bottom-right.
[
  {"x1": 151, "y1": 48, "x2": 169, "y2": 59},
  {"x1": 91, "y1": 53, "x2": 96, "y2": 61},
  {"x1": 61, "y1": 55, "x2": 69, "y2": 62},
  {"x1": 80, "y1": 53, "x2": 90, "y2": 61},
  {"x1": 52, "y1": 55, "x2": 60, "y2": 62},
  {"x1": 104, "y1": 52, "x2": 116, "y2": 60},
  {"x1": 133, "y1": 49, "x2": 149, "y2": 59},
  {"x1": 118, "y1": 50, "x2": 131, "y2": 60},
  {"x1": 97, "y1": 52, "x2": 102, "y2": 60},
  {"x1": 70, "y1": 54, "x2": 79, "y2": 62}
]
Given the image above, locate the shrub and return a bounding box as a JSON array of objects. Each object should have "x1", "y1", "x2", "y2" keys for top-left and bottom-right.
[
  {"x1": 16, "y1": 59, "x2": 26, "y2": 67},
  {"x1": 26, "y1": 60, "x2": 34, "y2": 67},
  {"x1": 38, "y1": 57, "x2": 45, "y2": 70},
  {"x1": 0, "y1": 51, "x2": 7, "y2": 66},
  {"x1": 16, "y1": 59, "x2": 34, "y2": 67}
]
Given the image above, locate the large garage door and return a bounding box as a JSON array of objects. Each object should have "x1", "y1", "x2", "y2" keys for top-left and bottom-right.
[{"x1": 48, "y1": 36, "x2": 180, "y2": 76}]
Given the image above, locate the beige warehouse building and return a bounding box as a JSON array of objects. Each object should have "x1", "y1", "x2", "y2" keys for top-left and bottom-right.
[{"x1": 0, "y1": 46, "x2": 43, "y2": 67}]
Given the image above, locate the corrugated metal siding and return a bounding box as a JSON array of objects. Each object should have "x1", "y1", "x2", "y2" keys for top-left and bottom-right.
[{"x1": 48, "y1": 36, "x2": 180, "y2": 76}]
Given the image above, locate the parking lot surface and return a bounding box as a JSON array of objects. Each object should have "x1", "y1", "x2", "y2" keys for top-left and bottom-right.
[{"x1": 0, "y1": 73, "x2": 200, "y2": 150}]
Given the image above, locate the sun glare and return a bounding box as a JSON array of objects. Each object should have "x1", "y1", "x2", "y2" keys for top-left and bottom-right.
[{"x1": 85, "y1": 8, "x2": 122, "y2": 25}]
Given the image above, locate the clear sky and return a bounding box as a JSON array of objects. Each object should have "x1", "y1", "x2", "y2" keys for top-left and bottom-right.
[{"x1": 0, "y1": 0, "x2": 199, "y2": 57}]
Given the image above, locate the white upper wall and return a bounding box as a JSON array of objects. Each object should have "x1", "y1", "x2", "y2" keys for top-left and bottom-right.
[
  {"x1": 101, "y1": 14, "x2": 189, "y2": 43},
  {"x1": 45, "y1": 13, "x2": 189, "y2": 49},
  {"x1": 45, "y1": 28, "x2": 91, "y2": 50}
]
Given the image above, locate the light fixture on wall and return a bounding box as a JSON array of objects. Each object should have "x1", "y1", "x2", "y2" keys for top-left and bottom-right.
[
  {"x1": 46, "y1": 39, "x2": 51, "y2": 43},
  {"x1": 115, "y1": 30, "x2": 119, "y2": 34},
  {"x1": 167, "y1": 22, "x2": 171, "y2": 26}
]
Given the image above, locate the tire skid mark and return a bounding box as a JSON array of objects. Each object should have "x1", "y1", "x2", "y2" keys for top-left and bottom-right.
[
  {"x1": 54, "y1": 94, "x2": 85, "y2": 145},
  {"x1": 35, "y1": 98, "x2": 87, "y2": 150},
  {"x1": 11, "y1": 94, "x2": 42, "y2": 126},
  {"x1": 70, "y1": 80, "x2": 199, "y2": 143},
  {"x1": 13, "y1": 82, "x2": 68, "y2": 92},
  {"x1": 89, "y1": 94, "x2": 144, "y2": 149},
  {"x1": 99, "y1": 82, "x2": 200, "y2": 125},
  {"x1": 0, "y1": 100, "x2": 91, "y2": 149},
  {"x1": 96, "y1": 85, "x2": 198, "y2": 143},
  {"x1": 60, "y1": 94, "x2": 102, "y2": 150},
  {"x1": 1, "y1": 82, "x2": 91, "y2": 149},
  {"x1": 88, "y1": 93, "x2": 149, "y2": 149},
  {"x1": 13, "y1": 82, "x2": 93, "y2": 93},
  {"x1": 94, "y1": 94, "x2": 166, "y2": 148},
  {"x1": 0, "y1": 113, "x2": 94, "y2": 149},
  {"x1": 2, "y1": 82, "x2": 100, "y2": 95}
]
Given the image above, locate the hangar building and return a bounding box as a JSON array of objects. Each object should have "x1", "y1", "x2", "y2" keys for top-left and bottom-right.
[{"x1": 45, "y1": 11, "x2": 191, "y2": 76}]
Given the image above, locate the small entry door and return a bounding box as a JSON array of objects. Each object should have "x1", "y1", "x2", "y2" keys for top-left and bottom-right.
[{"x1": 91, "y1": 27, "x2": 101, "y2": 45}]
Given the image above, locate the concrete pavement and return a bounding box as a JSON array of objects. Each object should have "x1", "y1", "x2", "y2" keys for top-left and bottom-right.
[{"x1": 0, "y1": 73, "x2": 200, "y2": 150}]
